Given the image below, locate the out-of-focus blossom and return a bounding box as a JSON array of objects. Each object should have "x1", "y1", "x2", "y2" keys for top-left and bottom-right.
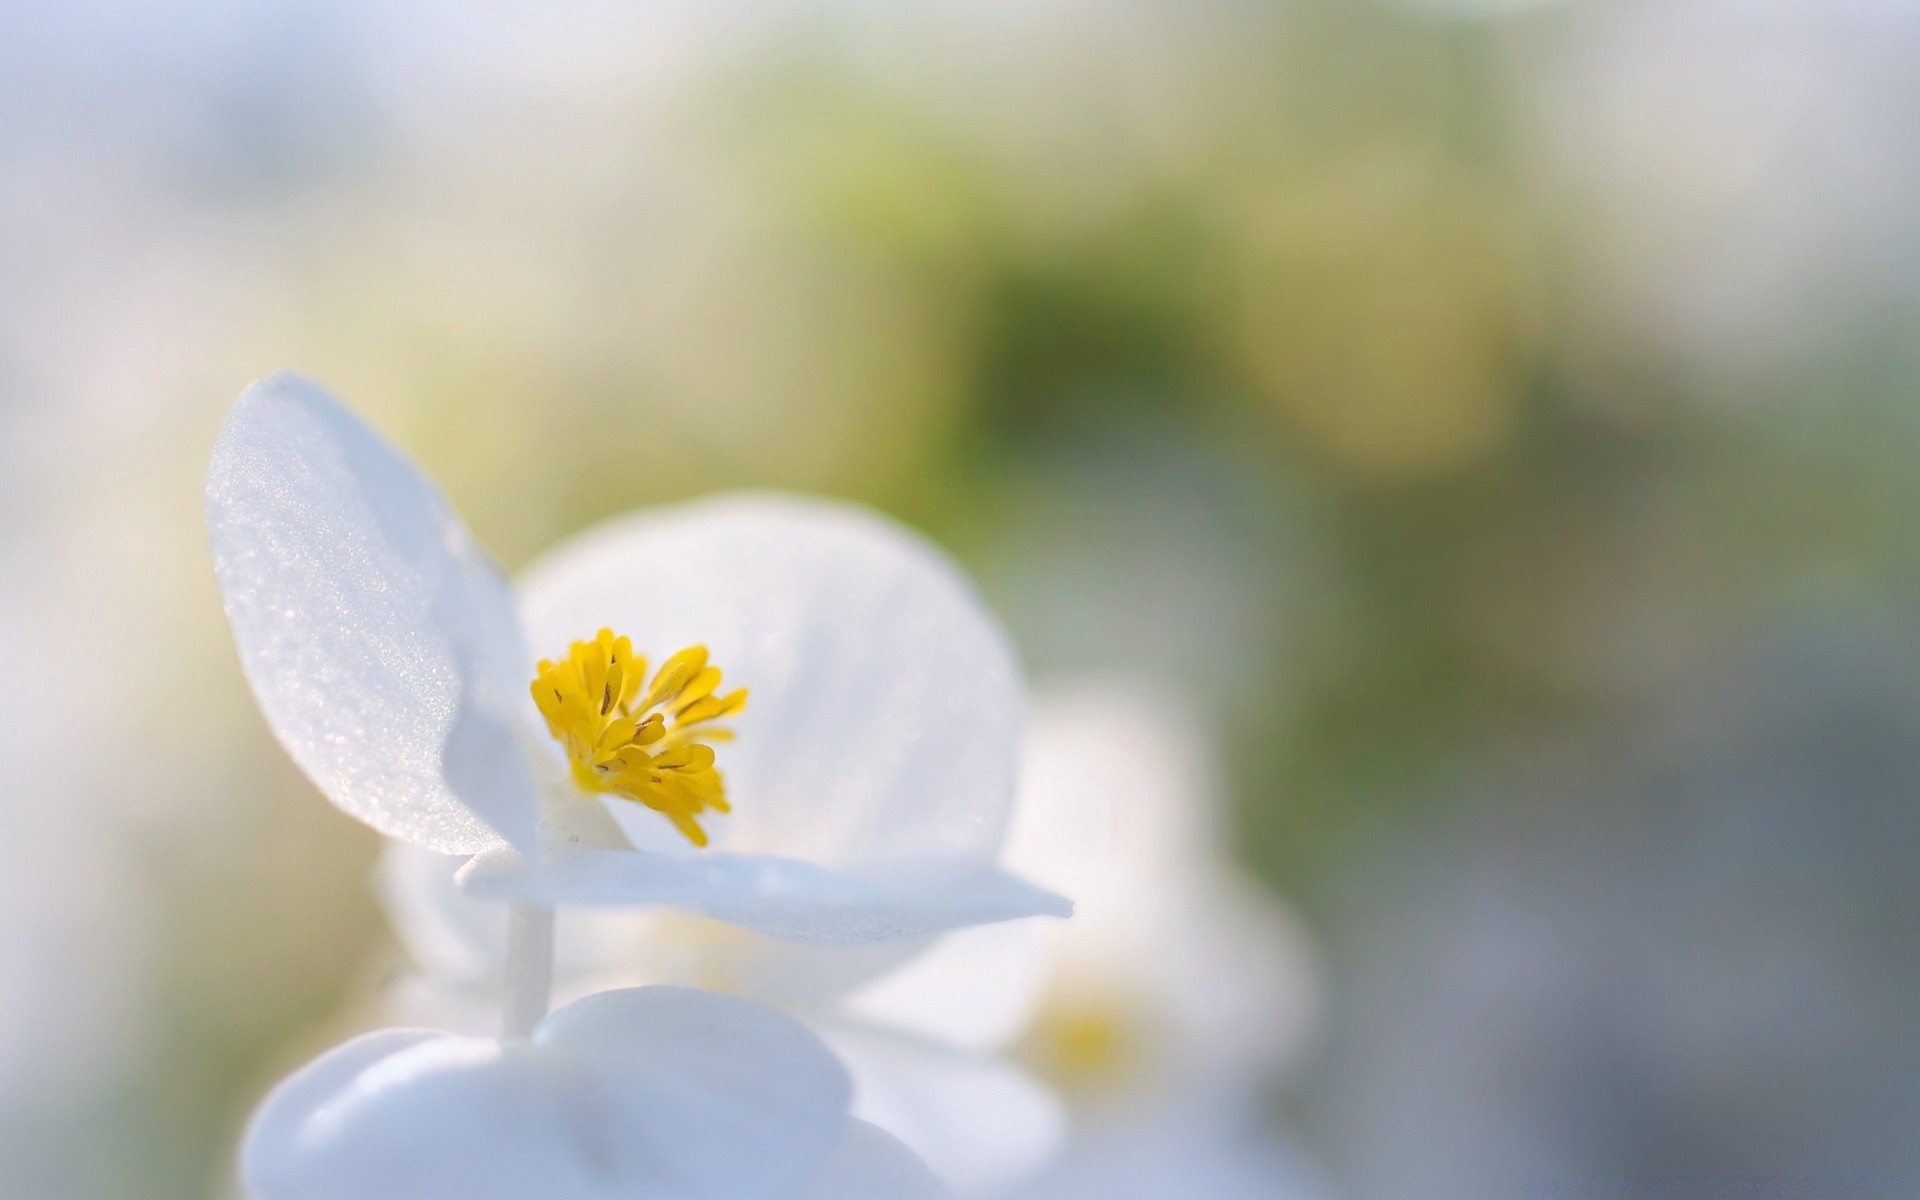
[
  {"x1": 843, "y1": 679, "x2": 1329, "y2": 1197},
  {"x1": 207, "y1": 372, "x2": 1067, "y2": 944},
  {"x1": 376, "y1": 846, "x2": 1068, "y2": 1196},
  {"x1": 243, "y1": 984, "x2": 946, "y2": 1200}
]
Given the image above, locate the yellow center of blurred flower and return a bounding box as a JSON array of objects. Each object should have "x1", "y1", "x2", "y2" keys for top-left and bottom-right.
[
  {"x1": 1028, "y1": 999, "x2": 1143, "y2": 1093},
  {"x1": 531, "y1": 629, "x2": 747, "y2": 848}
]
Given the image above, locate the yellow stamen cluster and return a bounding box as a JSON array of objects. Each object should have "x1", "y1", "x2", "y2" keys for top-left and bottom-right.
[{"x1": 531, "y1": 629, "x2": 747, "y2": 847}]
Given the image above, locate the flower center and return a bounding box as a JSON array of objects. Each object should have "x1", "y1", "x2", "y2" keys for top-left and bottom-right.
[
  {"x1": 1027, "y1": 998, "x2": 1145, "y2": 1093},
  {"x1": 530, "y1": 629, "x2": 747, "y2": 847}
]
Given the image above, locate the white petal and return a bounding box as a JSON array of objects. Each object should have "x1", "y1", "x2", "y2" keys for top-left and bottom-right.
[
  {"x1": 242, "y1": 986, "x2": 850, "y2": 1200},
  {"x1": 207, "y1": 373, "x2": 537, "y2": 853},
  {"x1": 839, "y1": 921, "x2": 1054, "y2": 1052},
  {"x1": 798, "y1": 1120, "x2": 952, "y2": 1200},
  {"x1": 243, "y1": 1028, "x2": 445, "y2": 1194},
  {"x1": 822, "y1": 1024, "x2": 1066, "y2": 1197},
  {"x1": 1005, "y1": 679, "x2": 1224, "y2": 901},
  {"x1": 515, "y1": 494, "x2": 1024, "y2": 865},
  {"x1": 1154, "y1": 871, "x2": 1322, "y2": 1094},
  {"x1": 1009, "y1": 680, "x2": 1322, "y2": 1094},
  {"x1": 458, "y1": 847, "x2": 1070, "y2": 945},
  {"x1": 379, "y1": 845, "x2": 939, "y2": 1023}
]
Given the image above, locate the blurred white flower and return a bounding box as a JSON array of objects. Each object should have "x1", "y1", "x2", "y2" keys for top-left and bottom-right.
[
  {"x1": 205, "y1": 372, "x2": 1067, "y2": 945},
  {"x1": 366, "y1": 678, "x2": 1320, "y2": 1198},
  {"x1": 242, "y1": 984, "x2": 946, "y2": 1200},
  {"x1": 842, "y1": 679, "x2": 1332, "y2": 1198}
]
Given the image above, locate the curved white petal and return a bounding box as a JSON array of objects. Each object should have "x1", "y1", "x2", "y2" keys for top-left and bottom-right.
[
  {"x1": 821, "y1": 1024, "x2": 1066, "y2": 1197},
  {"x1": 799, "y1": 1120, "x2": 952, "y2": 1200},
  {"x1": 378, "y1": 844, "x2": 960, "y2": 1030},
  {"x1": 1005, "y1": 679, "x2": 1222, "y2": 901},
  {"x1": 243, "y1": 1028, "x2": 446, "y2": 1189},
  {"x1": 458, "y1": 847, "x2": 1070, "y2": 945},
  {"x1": 207, "y1": 373, "x2": 537, "y2": 853},
  {"x1": 242, "y1": 986, "x2": 851, "y2": 1200},
  {"x1": 515, "y1": 494, "x2": 1024, "y2": 865}
]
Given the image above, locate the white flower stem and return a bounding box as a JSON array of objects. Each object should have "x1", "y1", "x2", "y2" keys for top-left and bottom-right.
[{"x1": 501, "y1": 902, "x2": 555, "y2": 1039}]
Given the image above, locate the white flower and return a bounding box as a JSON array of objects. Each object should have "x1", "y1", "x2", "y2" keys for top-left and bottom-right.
[
  {"x1": 375, "y1": 845, "x2": 1069, "y2": 1196},
  {"x1": 242, "y1": 984, "x2": 947, "y2": 1200},
  {"x1": 840, "y1": 679, "x2": 1330, "y2": 1197},
  {"x1": 206, "y1": 372, "x2": 1067, "y2": 945}
]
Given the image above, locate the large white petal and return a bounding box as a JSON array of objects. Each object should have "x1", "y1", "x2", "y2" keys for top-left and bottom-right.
[
  {"x1": 821, "y1": 1023, "x2": 1066, "y2": 1197},
  {"x1": 242, "y1": 1028, "x2": 445, "y2": 1191},
  {"x1": 207, "y1": 373, "x2": 537, "y2": 853},
  {"x1": 798, "y1": 1120, "x2": 952, "y2": 1200},
  {"x1": 515, "y1": 494, "x2": 1024, "y2": 865},
  {"x1": 242, "y1": 986, "x2": 850, "y2": 1200},
  {"x1": 458, "y1": 846, "x2": 1070, "y2": 945}
]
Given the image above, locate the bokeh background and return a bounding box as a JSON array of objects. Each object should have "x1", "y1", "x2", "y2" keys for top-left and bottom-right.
[{"x1": 6, "y1": 0, "x2": 1920, "y2": 1196}]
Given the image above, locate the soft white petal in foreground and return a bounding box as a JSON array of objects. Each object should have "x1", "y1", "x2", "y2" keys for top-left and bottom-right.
[
  {"x1": 207, "y1": 373, "x2": 536, "y2": 854},
  {"x1": 799, "y1": 1121, "x2": 952, "y2": 1200},
  {"x1": 459, "y1": 847, "x2": 1070, "y2": 945},
  {"x1": 242, "y1": 987, "x2": 849, "y2": 1200},
  {"x1": 822, "y1": 1024, "x2": 1066, "y2": 1197},
  {"x1": 515, "y1": 495, "x2": 1024, "y2": 865}
]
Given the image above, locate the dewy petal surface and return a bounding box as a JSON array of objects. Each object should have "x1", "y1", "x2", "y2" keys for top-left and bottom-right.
[
  {"x1": 207, "y1": 373, "x2": 537, "y2": 853},
  {"x1": 515, "y1": 495, "x2": 1024, "y2": 865},
  {"x1": 241, "y1": 986, "x2": 851, "y2": 1200}
]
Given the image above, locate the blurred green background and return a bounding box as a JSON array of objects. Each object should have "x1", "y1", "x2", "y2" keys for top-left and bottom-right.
[{"x1": 5, "y1": 0, "x2": 1920, "y2": 1196}]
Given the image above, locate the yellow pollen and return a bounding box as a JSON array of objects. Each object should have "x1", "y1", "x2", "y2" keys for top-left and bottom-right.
[{"x1": 530, "y1": 629, "x2": 747, "y2": 847}]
